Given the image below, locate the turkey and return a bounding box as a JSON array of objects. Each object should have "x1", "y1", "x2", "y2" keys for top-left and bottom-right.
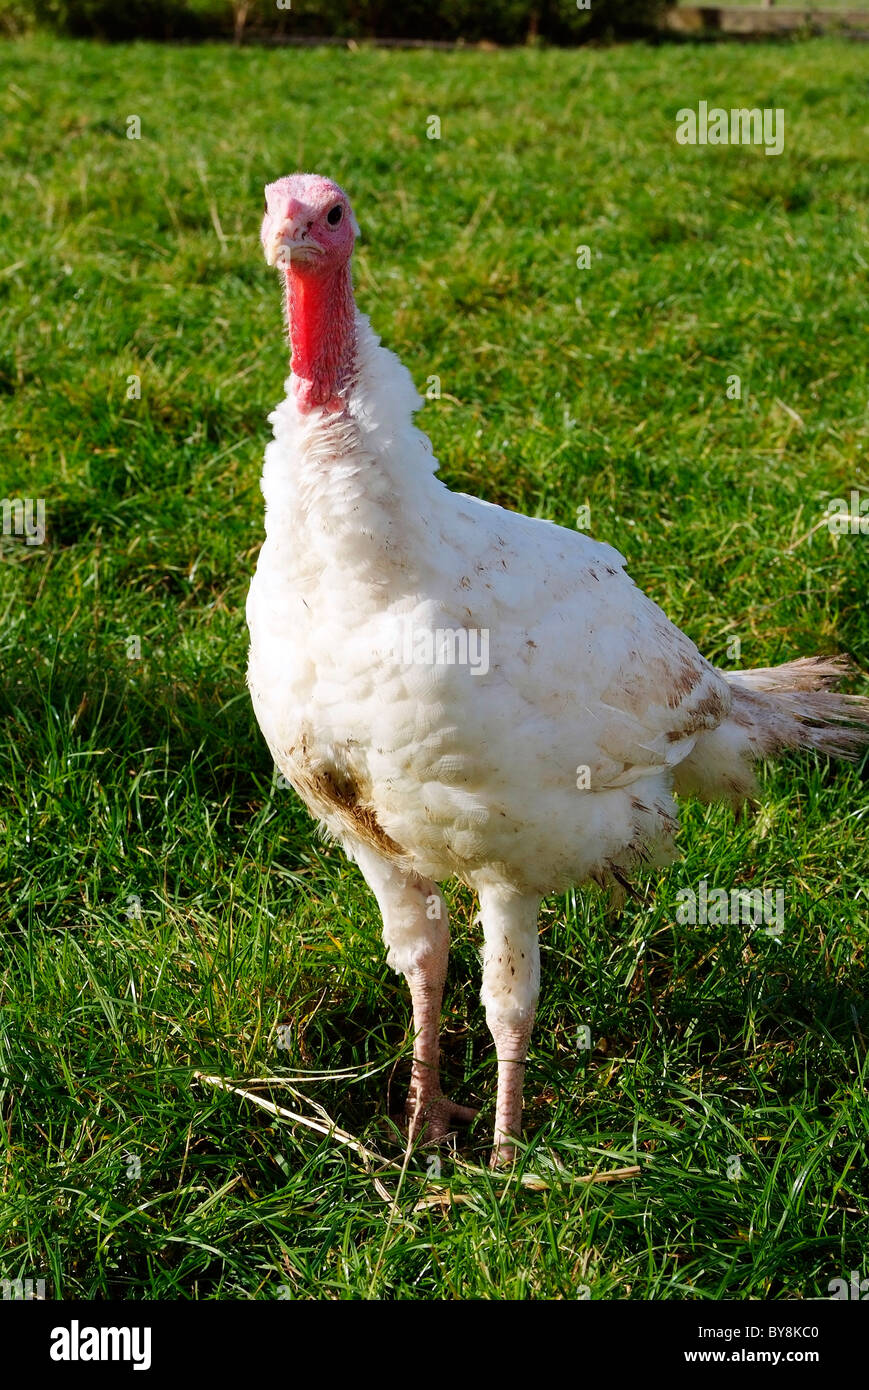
[{"x1": 246, "y1": 173, "x2": 869, "y2": 1165}]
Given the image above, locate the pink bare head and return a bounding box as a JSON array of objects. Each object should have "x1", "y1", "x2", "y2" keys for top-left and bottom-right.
[{"x1": 261, "y1": 173, "x2": 359, "y2": 278}]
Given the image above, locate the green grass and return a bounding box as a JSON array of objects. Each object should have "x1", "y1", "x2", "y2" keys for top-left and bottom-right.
[{"x1": 0, "y1": 34, "x2": 867, "y2": 1301}]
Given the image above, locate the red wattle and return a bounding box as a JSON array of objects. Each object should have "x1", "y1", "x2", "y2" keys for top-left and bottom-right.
[{"x1": 285, "y1": 262, "x2": 356, "y2": 412}]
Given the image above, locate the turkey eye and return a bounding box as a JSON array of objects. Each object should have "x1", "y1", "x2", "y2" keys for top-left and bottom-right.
[{"x1": 326, "y1": 205, "x2": 343, "y2": 226}]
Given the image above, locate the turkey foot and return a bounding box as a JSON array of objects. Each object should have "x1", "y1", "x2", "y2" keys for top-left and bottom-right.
[{"x1": 405, "y1": 1089, "x2": 477, "y2": 1144}]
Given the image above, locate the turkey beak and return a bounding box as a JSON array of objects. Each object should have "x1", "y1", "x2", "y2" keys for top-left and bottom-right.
[{"x1": 265, "y1": 218, "x2": 323, "y2": 269}]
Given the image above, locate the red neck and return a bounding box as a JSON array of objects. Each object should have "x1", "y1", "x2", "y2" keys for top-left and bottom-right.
[{"x1": 284, "y1": 262, "x2": 356, "y2": 411}]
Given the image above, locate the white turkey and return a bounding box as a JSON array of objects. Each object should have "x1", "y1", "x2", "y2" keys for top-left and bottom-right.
[{"x1": 246, "y1": 173, "x2": 869, "y2": 1165}]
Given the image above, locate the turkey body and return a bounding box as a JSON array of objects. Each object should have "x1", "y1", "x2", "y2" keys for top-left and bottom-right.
[{"x1": 246, "y1": 314, "x2": 730, "y2": 902}]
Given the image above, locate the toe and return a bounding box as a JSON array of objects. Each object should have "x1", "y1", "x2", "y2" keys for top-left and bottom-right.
[{"x1": 406, "y1": 1094, "x2": 478, "y2": 1143}]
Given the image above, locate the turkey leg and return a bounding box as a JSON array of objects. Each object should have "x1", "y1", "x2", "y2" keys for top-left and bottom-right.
[
  {"x1": 478, "y1": 886, "x2": 542, "y2": 1166},
  {"x1": 351, "y1": 843, "x2": 476, "y2": 1141}
]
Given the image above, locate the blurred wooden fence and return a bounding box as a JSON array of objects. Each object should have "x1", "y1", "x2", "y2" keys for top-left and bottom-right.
[{"x1": 664, "y1": 4, "x2": 869, "y2": 34}]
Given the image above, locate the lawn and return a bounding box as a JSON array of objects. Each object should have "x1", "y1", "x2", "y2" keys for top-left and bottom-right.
[{"x1": 0, "y1": 34, "x2": 867, "y2": 1301}]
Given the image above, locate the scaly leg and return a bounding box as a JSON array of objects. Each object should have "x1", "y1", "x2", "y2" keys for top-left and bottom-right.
[
  {"x1": 351, "y1": 843, "x2": 476, "y2": 1142},
  {"x1": 478, "y1": 884, "x2": 542, "y2": 1167}
]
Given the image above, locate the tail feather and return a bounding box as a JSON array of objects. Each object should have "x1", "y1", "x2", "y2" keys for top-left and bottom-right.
[{"x1": 674, "y1": 656, "x2": 869, "y2": 806}]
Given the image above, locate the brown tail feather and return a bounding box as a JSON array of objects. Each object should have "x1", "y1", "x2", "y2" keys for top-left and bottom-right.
[{"x1": 674, "y1": 656, "x2": 869, "y2": 806}]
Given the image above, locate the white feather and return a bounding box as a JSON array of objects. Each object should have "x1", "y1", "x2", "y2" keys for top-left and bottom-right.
[{"x1": 246, "y1": 312, "x2": 735, "y2": 897}]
